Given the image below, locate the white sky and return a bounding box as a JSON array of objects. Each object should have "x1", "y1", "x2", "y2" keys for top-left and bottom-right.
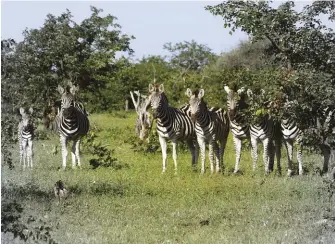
[{"x1": 1, "y1": 1, "x2": 330, "y2": 60}]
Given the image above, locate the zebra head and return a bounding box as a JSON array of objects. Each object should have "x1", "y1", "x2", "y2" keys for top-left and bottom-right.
[
  {"x1": 57, "y1": 84, "x2": 79, "y2": 117},
  {"x1": 224, "y1": 85, "x2": 248, "y2": 120},
  {"x1": 19, "y1": 107, "x2": 34, "y2": 129},
  {"x1": 148, "y1": 83, "x2": 167, "y2": 119},
  {"x1": 185, "y1": 88, "x2": 205, "y2": 122}
]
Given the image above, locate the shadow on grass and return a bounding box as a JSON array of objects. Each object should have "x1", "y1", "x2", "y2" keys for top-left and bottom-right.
[{"x1": 1, "y1": 182, "x2": 53, "y2": 203}]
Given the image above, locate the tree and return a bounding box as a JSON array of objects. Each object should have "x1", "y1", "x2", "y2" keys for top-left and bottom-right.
[
  {"x1": 205, "y1": 0, "x2": 335, "y2": 171},
  {"x1": 2, "y1": 6, "x2": 135, "y2": 117}
]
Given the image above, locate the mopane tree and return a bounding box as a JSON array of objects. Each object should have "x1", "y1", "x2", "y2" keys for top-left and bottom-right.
[{"x1": 206, "y1": 0, "x2": 335, "y2": 172}]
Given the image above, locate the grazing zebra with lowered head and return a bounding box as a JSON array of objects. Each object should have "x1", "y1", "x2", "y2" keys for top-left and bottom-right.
[
  {"x1": 55, "y1": 83, "x2": 89, "y2": 169},
  {"x1": 145, "y1": 84, "x2": 198, "y2": 173},
  {"x1": 18, "y1": 107, "x2": 35, "y2": 168},
  {"x1": 186, "y1": 88, "x2": 229, "y2": 174},
  {"x1": 224, "y1": 86, "x2": 250, "y2": 173}
]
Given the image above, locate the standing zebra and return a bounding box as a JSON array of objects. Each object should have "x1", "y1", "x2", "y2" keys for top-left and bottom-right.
[
  {"x1": 18, "y1": 107, "x2": 35, "y2": 168},
  {"x1": 186, "y1": 88, "x2": 229, "y2": 174},
  {"x1": 146, "y1": 84, "x2": 198, "y2": 173},
  {"x1": 224, "y1": 86, "x2": 250, "y2": 173},
  {"x1": 281, "y1": 117, "x2": 303, "y2": 176},
  {"x1": 130, "y1": 90, "x2": 153, "y2": 142},
  {"x1": 246, "y1": 88, "x2": 279, "y2": 175},
  {"x1": 55, "y1": 83, "x2": 89, "y2": 169}
]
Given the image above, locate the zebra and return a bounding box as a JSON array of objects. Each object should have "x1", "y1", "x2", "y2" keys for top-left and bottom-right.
[
  {"x1": 130, "y1": 90, "x2": 153, "y2": 142},
  {"x1": 55, "y1": 82, "x2": 89, "y2": 169},
  {"x1": 224, "y1": 86, "x2": 250, "y2": 173},
  {"x1": 246, "y1": 88, "x2": 280, "y2": 175},
  {"x1": 281, "y1": 116, "x2": 303, "y2": 176},
  {"x1": 186, "y1": 88, "x2": 229, "y2": 174},
  {"x1": 145, "y1": 83, "x2": 198, "y2": 173},
  {"x1": 224, "y1": 86, "x2": 280, "y2": 175},
  {"x1": 18, "y1": 107, "x2": 35, "y2": 168}
]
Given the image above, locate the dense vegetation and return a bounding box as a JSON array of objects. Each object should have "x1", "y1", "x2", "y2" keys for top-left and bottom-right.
[{"x1": 1, "y1": 1, "x2": 335, "y2": 243}]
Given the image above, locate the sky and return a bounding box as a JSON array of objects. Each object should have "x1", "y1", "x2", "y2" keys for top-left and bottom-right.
[{"x1": 0, "y1": 0, "x2": 327, "y2": 60}]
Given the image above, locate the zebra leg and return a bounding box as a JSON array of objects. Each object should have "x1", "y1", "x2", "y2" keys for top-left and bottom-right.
[
  {"x1": 220, "y1": 137, "x2": 228, "y2": 173},
  {"x1": 19, "y1": 139, "x2": 23, "y2": 167},
  {"x1": 171, "y1": 141, "x2": 178, "y2": 174},
  {"x1": 186, "y1": 140, "x2": 198, "y2": 171},
  {"x1": 262, "y1": 138, "x2": 271, "y2": 175},
  {"x1": 297, "y1": 143, "x2": 303, "y2": 175},
  {"x1": 250, "y1": 137, "x2": 258, "y2": 173},
  {"x1": 212, "y1": 141, "x2": 221, "y2": 173},
  {"x1": 75, "y1": 139, "x2": 81, "y2": 168},
  {"x1": 284, "y1": 140, "x2": 294, "y2": 176},
  {"x1": 71, "y1": 139, "x2": 80, "y2": 169},
  {"x1": 275, "y1": 138, "x2": 282, "y2": 175},
  {"x1": 208, "y1": 143, "x2": 214, "y2": 174},
  {"x1": 198, "y1": 138, "x2": 206, "y2": 174},
  {"x1": 27, "y1": 139, "x2": 33, "y2": 168},
  {"x1": 159, "y1": 136, "x2": 168, "y2": 173},
  {"x1": 60, "y1": 136, "x2": 68, "y2": 169},
  {"x1": 268, "y1": 140, "x2": 275, "y2": 172},
  {"x1": 232, "y1": 136, "x2": 242, "y2": 174}
]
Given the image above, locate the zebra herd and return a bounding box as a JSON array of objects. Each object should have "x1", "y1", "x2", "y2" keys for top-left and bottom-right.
[
  {"x1": 18, "y1": 82, "x2": 90, "y2": 170},
  {"x1": 141, "y1": 83, "x2": 334, "y2": 177},
  {"x1": 17, "y1": 81, "x2": 334, "y2": 178}
]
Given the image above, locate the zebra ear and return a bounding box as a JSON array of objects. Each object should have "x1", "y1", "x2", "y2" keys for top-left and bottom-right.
[
  {"x1": 159, "y1": 84, "x2": 164, "y2": 92},
  {"x1": 185, "y1": 88, "x2": 192, "y2": 98},
  {"x1": 198, "y1": 89, "x2": 205, "y2": 99},
  {"x1": 224, "y1": 85, "x2": 230, "y2": 94},
  {"x1": 19, "y1": 107, "x2": 25, "y2": 116},
  {"x1": 29, "y1": 107, "x2": 33, "y2": 114},
  {"x1": 149, "y1": 84, "x2": 154, "y2": 92},
  {"x1": 57, "y1": 85, "x2": 65, "y2": 95}
]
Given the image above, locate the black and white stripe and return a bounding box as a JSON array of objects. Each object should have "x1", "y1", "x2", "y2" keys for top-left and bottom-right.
[
  {"x1": 281, "y1": 117, "x2": 303, "y2": 176},
  {"x1": 224, "y1": 86, "x2": 250, "y2": 173},
  {"x1": 18, "y1": 107, "x2": 34, "y2": 168},
  {"x1": 186, "y1": 88, "x2": 229, "y2": 174},
  {"x1": 247, "y1": 88, "x2": 279, "y2": 175},
  {"x1": 56, "y1": 83, "x2": 89, "y2": 169},
  {"x1": 146, "y1": 84, "x2": 198, "y2": 173}
]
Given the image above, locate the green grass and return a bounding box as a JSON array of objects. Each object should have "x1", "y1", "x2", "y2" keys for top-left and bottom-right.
[{"x1": 2, "y1": 112, "x2": 335, "y2": 244}]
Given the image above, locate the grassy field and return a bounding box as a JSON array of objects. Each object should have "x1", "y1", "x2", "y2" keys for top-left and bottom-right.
[{"x1": 2, "y1": 112, "x2": 335, "y2": 244}]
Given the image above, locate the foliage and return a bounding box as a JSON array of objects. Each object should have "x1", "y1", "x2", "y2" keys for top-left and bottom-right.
[
  {"x1": 82, "y1": 124, "x2": 120, "y2": 169},
  {"x1": 2, "y1": 6, "x2": 134, "y2": 117},
  {"x1": 163, "y1": 40, "x2": 217, "y2": 72},
  {"x1": 1, "y1": 200, "x2": 58, "y2": 243},
  {"x1": 206, "y1": 0, "x2": 335, "y2": 153}
]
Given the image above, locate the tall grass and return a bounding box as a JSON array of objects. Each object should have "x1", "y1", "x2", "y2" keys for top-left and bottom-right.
[{"x1": 2, "y1": 112, "x2": 335, "y2": 244}]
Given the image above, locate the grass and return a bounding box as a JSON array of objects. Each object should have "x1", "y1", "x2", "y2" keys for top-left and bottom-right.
[{"x1": 2, "y1": 111, "x2": 335, "y2": 244}]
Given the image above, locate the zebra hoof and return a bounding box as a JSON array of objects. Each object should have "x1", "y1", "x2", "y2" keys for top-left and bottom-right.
[
  {"x1": 287, "y1": 170, "x2": 293, "y2": 177},
  {"x1": 299, "y1": 170, "x2": 304, "y2": 176}
]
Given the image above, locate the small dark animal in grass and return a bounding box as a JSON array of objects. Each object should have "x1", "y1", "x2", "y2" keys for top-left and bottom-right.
[
  {"x1": 199, "y1": 220, "x2": 209, "y2": 226},
  {"x1": 54, "y1": 180, "x2": 68, "y2": 201}
]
